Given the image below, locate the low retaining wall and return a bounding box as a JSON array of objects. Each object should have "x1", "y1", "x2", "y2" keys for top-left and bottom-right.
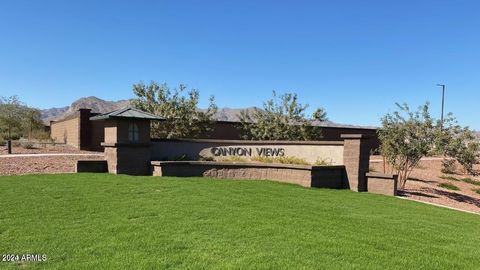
[
  {"x1": 76, "y1": 160, "x2": 108, "y2": 173},
  {"x1": 366, "y1": 172, "x2": 398, "y2": 196},
  {"x1": 151, "y1": 161, "x2": 346, "y2": 188}
]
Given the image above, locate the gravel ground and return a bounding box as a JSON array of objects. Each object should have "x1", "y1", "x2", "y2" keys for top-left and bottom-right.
[
  {"x1": 0, "y1": 155, "x2": 104, "y2": 176},
  {"x1": 370, "y1": 157, "x2": 480, "y2": 213},
  {"x1": 0, "y1": 144, "x2": 100, "y2": 155},
  {"x1": 0, "y1": 144, "x2": 104, "y2": 176}
]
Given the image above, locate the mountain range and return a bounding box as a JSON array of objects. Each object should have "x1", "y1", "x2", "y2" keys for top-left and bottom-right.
[
  {"x1": 41, "y1": 96, "x2": 383, "y2": 130},
  {"x1": 41, "y1": 96, "x2": 255, "y2": 124},
  {"x1": 40, "y1": 97, "x2": 130, "y2": 124}
]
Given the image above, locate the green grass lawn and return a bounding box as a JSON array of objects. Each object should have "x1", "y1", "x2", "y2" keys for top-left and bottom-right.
[{"x1": 0, "y1": 173, "x2": 479, "y2": 269}]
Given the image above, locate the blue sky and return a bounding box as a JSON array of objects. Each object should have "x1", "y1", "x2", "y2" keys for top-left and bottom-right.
[{"x1": 0, "y1": 0, "x2": 479, "y2": 129}]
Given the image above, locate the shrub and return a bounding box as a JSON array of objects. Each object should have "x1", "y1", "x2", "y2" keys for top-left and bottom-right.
[
  {"x1": 0, "y1": 138, "x2": 5, "y2": 146},
  {"x1": 198, "y1": 156, "x2": 214, "y2": 162},
  {"x1": 439, "y1": 175, "x2": 459, "y2": 181},
  {"x1": 219, "y1": 156, "x2": 248, "y2": 163},
  {"x1": 441, "y1": 159, "x2": 456, "y2": 174},
  {"x1": 314, "y1": 158, "x2": 332, "y2": 166},
  {"x1": 438, "y1": 182, "x2": 460, "y2": 191},
  {"x1": 251, "y1": 156, "x2": 310, "y2": 165},
  {"x1": 472, "y1": 188, "x2": 480, "y2": 195},
  {"x1": 21, "y1": 142, "x2": 34, "y2": 149},
  {"x1": 460, "y1": 178, "x2": 480, "y2": 186},
  {"x1": 439, "y1": 123, "x2": 480, "y2": 175}
]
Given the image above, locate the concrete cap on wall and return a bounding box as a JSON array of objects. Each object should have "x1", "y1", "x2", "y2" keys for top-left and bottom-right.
[
  {"x1": 340, "y1": 134, "x2": 372, "y2": 139},
  {"x1": 365, "y1": 172, "x2": 398, "y2": 179}
]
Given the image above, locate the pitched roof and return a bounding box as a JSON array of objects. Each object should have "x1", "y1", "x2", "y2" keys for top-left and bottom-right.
[
  {"x1": 215, "y1": 119, "x2": 377, "y2": 130},
  {"x1": 89, "y1": 107, "x2": 164, "y2": 121}
]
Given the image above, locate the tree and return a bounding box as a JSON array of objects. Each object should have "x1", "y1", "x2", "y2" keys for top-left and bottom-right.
[
  {"x1": 0, "y1": 96, "x2": 46, "y2": 141},
  {"x1": 131, "y1": 81, "x2": 218, "y2": 139},
  {"x1": 312, "y1": 107, "x2": 328, "y2": 122},
  {"x1": 22, "y1": 107, "x2": 44, "y2": 140},
  {"x1": 436, "y1": 116, "x2": 480, "y2": 175},
  {"x1": 378, "y1": 102, "x2": 479, "y2": 190},
  {"x1": 0, "y1": 96, "x2": 25, "y2": 140},
  {"x1": 238, "y1": 91, "x2": 323, "y2": 140},
  {"x1": 378, "y1": 103, "x2": 437, "y2": 189}
]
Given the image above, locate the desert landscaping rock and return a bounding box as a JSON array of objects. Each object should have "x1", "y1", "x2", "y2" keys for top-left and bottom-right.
[
  {"x1": 370, "y1": 159, "x2": 480, "y2": 213},
  {"x1": 0, "y1": 155, "x2": 104, "y2": 176},
  {"x1": 0, "y1": 145, "x2": 104, "y2": 176}
]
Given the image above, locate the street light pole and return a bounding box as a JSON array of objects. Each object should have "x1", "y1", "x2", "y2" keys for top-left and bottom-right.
[{"x1": 436, "y1": 84, "x2": 445, "y2": 124}]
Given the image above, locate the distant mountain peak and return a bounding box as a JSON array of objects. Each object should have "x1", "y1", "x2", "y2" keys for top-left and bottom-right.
[
  {"x1": 41, "y1": 97, "x2": 131, "y2": 124},
  {"x1": 40, "y1": 96, "x2": 255, "y2": 124},
  {"x1": 41, "y1": 96, "x2": 378, "y2": 130}
]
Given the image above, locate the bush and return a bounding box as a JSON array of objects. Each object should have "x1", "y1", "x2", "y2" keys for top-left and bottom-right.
[
  {"x1": 314, "y1": 158, "x2": 332, "y2": 166},
  {"x1": 21, "y1": 142, "x2": 34, "y2": 149},
  {"x1": 438, "y1": 182, "x2": 460, "y2": 191},
  {"x1": 439, "y1": 175, "x2": 459, "y2": 181},
  {"x1": 441, "y1": 159, "x2": 456, "y2": 174},
  {"x1": 439, "y1": 124, "x2": 480, "y2": 175},
  {"x1": 460, "y1": 178, "x2": 480, "y2": 186},
  {"x1": 472, "y1": 188, "x2": 480, "y2": 195},
  {"x1": 198, "y1": 156, "x2": 214, "y2": 162},
  {"x1": 0, "y1": 138, "x2": 5, "y2": 146},
  {"x1": 219, "y1": 156, "x2": 248, "y2": 163},
  {"x1": 251, "y1": 156, "x2": 310, "y2": 165}
]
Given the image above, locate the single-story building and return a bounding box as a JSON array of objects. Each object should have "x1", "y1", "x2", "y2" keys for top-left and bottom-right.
[{"x1": 50, "y1": 108, "x2": 380, "y2": 152}]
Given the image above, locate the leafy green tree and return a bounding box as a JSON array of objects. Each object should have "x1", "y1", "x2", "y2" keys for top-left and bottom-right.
[
  {"x1": 378, "y1": 102, "x2": 479, "y2": 189},
  {"x1": 0, "y1": 96, "x2": 25, "y2": 140},
  {"x1": 312, "y1": 107, "x2": 328, "y2": 122},
  {"x1": 131, "y1": 81, "x2": 218, "y2": 139},
  {"x1": 0, "y1": 96, "x2": 46, "y2": 141},
  {"x1": 22, "y1": 107, "x2": 44, "y2": 140},
  {"x1": 436, "y1": 116, "x2": 480, "y2": 175},
  {"x1": 238, "y1": 91, "x2": 323, "y2": 140},
  {"x1": 378, "y1": 103, "x2": 436, "y2": 189}
]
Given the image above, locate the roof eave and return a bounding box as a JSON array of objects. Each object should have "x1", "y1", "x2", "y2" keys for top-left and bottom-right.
[{"x1": 90, "y1": 115, "x2": 163, "y2": 121}]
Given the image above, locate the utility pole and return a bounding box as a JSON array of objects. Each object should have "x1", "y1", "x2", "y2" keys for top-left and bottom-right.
[{"x1": 436, "y1": 84, "x2": 445, "y2": 125}]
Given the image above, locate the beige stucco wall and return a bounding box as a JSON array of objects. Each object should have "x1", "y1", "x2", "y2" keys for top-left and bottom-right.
[
  {"x1": 151, "y1": 139, "x2": 344, "y2": 165},
  {"x1": 50, "y1": 117, "x2": 80, "y2": 147}
]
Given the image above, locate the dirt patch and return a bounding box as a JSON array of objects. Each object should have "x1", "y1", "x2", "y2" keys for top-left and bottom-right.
[
  {"x1": 0, "y1": 155, "x2": 104, "y2": 176},
  {"x1": 0, "y1": 144, "x2": 100, "y2": 155},
  {"x1": 370, "y1": 156, "x2": 480, "y2": 213}
]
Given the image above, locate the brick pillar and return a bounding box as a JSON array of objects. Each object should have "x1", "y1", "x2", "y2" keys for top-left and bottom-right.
[
  {"x1": 102, "y1": 118, "x2": 152, "y2": 176},
  {"x1": 78, "y1": 109, "x2": 92, "y2": 150},
  {"x1": 103, "y1": 143, "x2": 151, "y2": 175},
  {"x1": 341, "y1": 134, "x2": 371, "y2": 192}
]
